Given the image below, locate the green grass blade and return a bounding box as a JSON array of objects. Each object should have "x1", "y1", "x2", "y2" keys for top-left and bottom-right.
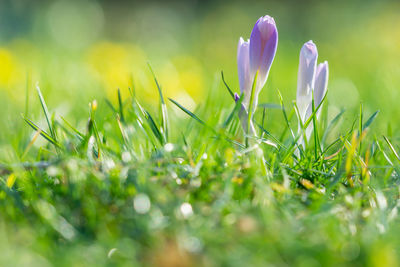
[
  {"x1": 256, "y1": 123, "x2": 286, "y2": 150},
  {"x1": 303, "y1": 92, "x2": 327, "y2": 129},
  {"x1": 105, "y1": 99, "x2": 117, "y2": 113},
  {"x1": 383, "y1": 135, "x2": 400, "y2": 163},
  {"x1": 148, "y1": 63, "x2": 165, "y2": 105},
  {"x1": 118, "y1": 88, "x2": 125, "y2": 123},
  {"x1": 60, "y1": 116, "x2": 85, "y2": 140},
  {"x1": 23, "y1": 115, "x2": 61, "y2": 148},
  {"x1": 169, "y1": 98, "x2": 205, "y2": 126},
  {"x1": 148, "y1": 63, "x2": 169, "y2": 143},
  {"x1": 222, "y1": 92, "x2": 244, "y2": 129},
  {"x1": 362, "y1": 110, "x2": 379, "y2": 131},
  {"x1": 247, "y1": 71, "x2": 258, "y2": 138},
  {"x1": 311, "y1": 92, "x2": 321, "y2": 158},
  {"x1": 221, "y1": 71, "x2": 235, "y2": 100},
  {"x1": 36, "y1": 84, "x2": 56, "y2": 141},
  {"x1": 144, "y1": 110, "x2": 164, "y2": 145},
  {"x1": 278, "y1": 90, "x2": 295, "y2": 141}
]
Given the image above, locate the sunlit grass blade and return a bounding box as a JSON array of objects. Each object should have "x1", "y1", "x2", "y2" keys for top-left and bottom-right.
[
  {"x1": 375, "y1": 138, "x2": 398, "y2": 176},
  {"x1": 383, "y1": 135, "x2": 400, "y2": 163},
  {"x1": 22, "y1": 115, "x2": 61, "y2": 148},
  {"x1": 261, "y1": 107, "x2": 266, "y2": 130},
  {"x1": 148, "y1": 63, "x2": 165, "y2": 105},
  {"x1": 21, "y1": 129, "x2": 41, "y2": 160},
  {"x1": 278, "y1": 90, "x2": 295, "y2": 141},
  {"x1": 148, "y1": 63, "x2": 169, "y2": 143},
  {"x1": 105, "y1": 99, "x2": 118, "y2": 113},
  {"x1": 60, "y1": 116, "x2": 85, "y2": 140},
  {"x1": 36, "y1": 84, "x2": 56, "y2": 141},
  {"x1": 311, "y1": 91, "x2": 321, "y2": 158},
  {"x1": 118, "y1": 88, "x2": 125, "y2": 123},
  {"x1": 256, "y1": 123, "x2": 286, "y2": 150},
  {"x1": 131, "y1": 98, "x2": 160, "y2": 147},
  {"x1": 144, "y1": 110, "x2": 164, "y2": 145},
  {"x1": 169, "y1": 98, "x2": 205, "y2": 126},
  {"x1": 362, "y1": 110, "x2": 379, "y2": 131},
  {"x1": 116, "y1": 115, "x2": 132, "y2": 149},
  {"x1": 222, "y1": 92, "x2": 243, "y2": 129},
  {"x1": 303, "y1": 92, "x2": 327, "y2": 129},
  {"x1": 320, "y1": 137, "x2": 342, "y2": 160},
  {"x1": 283, "y1": 95, "x2": 330, "y2": 163},
  {"x1": 88, "y1": 119, "x2": 102, "y2": 159},
  {"x1": 221, "y1": 71, "x2": 235, "y2": 100}
]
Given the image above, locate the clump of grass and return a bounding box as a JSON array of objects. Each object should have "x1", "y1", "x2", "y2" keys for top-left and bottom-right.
[{"x1": 0, "y1": 61, "x2": 398, "y2": 266}]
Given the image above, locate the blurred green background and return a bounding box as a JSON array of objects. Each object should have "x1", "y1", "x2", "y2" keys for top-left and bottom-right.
[{"x1": 1, "y1": 0, "x2": 399, "y2": 154}]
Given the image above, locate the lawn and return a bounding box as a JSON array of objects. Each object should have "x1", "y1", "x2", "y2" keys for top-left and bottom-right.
[{"x1": 1, "y1": 1, "x2": 400, "y2": 266}]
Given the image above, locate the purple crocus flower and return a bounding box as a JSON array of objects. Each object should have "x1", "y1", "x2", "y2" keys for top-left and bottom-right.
[
  {"x1": 237, "y1": 15, "x2": 278, "y2": 111},
  {"x1": 296, "y1": 41, "x2": 329, "y2": 142},
  {"x1": 296, "y1": 40, "x2": 318, "y2": 123}
]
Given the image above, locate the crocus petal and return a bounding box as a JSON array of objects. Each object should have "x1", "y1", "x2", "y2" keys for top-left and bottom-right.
[
  {"x1": 314, "y1": 61, "x2": 329, "y2": 111},
  {"x1": 248, "y1": 15, "x2": 278, "y2": 110},
  {"x1": 302, "y1": 61, "x2": 329, "y2": 142},
  {"x1": 258, "y1": 19, "x2": 278, "y2": 90},
  {"x1": 296, "y1": 40, "x2": 318, "y2": 123},
  {"x1": 249, "y1": 17, "x2": 263, "y2": 77},
  {"x1": 237, "y1": 37, "x2": 252, "y2": 105}
]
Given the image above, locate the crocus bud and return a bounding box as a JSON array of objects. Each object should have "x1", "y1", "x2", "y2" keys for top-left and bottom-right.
[
  {"x1": 237, "y1": 38, "x2": 252, "y2": 102},
  {"x1": 303, "y1": 61, "x2": 329, "y2": 141},
  {"x1": 296, "y1": 40, "x2": 318, "y2": 123},
  {"x1": 296, "y1": 41, "x2": 329, "y2": 146},
  {"x1": 313, "y1": 61, "x2": 329, "y2": 115},
  {"x1": 236, "y1": 15, "x2": 278, "y2": 135},
  {"x1": 249, "y1": 15, "x2": 278, "y2": 109}
]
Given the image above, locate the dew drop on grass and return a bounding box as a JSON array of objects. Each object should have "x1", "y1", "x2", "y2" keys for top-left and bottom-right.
[
  {"x1": 46, "y1": 166, "x2": 59, "y2": 177},
  {"x1": 164, "y1": 143, "x2": 174, "y2": 152},
  {"x1": 133, "y1": 193, "x2": 151, "y2": 214},
  {"x1": 121, "y1": 151, "x2": 132, "y2": 163},
  {"x1": 180, "y1": 203, "x2": 193, "y2": 219},
  {"x1": 103, "y1": 159, "x2": 115, "y2": 171}
]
